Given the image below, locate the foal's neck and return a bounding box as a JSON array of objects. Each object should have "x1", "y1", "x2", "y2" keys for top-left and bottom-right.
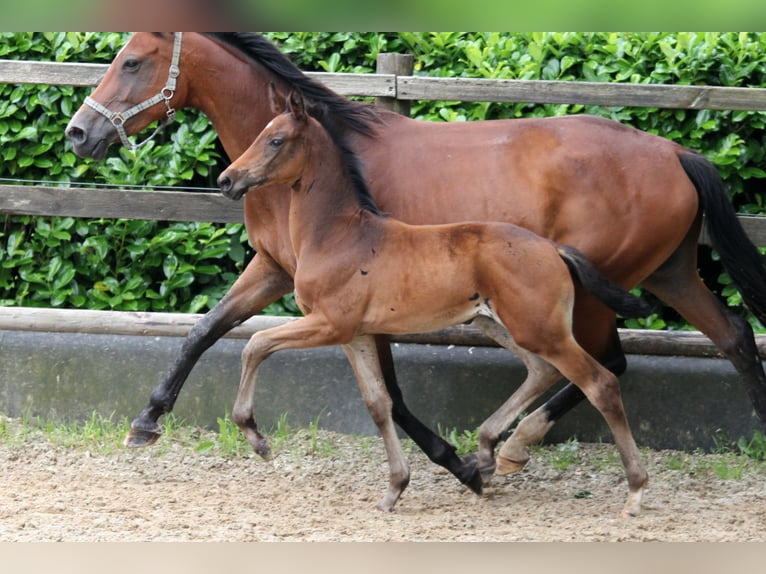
[{"x1": 289, "y1": 125, "x2": 383, "y2": 257}]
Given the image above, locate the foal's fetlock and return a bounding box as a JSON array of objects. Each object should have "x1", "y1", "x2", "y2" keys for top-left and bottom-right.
[
  {"x1": 237, "y1": 416, "x2": 272, "y2": 460},
  {"x1": 253, "y1": 435, "x2": 272, "y2": 460}
]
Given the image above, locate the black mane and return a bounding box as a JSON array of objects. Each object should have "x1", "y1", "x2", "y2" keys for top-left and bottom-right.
[
  {"x1": 328, "y1": 128, "x2": 387, "y2": 217},
  {"x1": 205, "y1": 33, "x2": 381, "y2": 139},
  {"x1": 206, "y1": 33, "x2": 385, "y2": 217}
]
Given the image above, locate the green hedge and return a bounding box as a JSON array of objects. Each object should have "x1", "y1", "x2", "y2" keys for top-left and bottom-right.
[
  {"x1": 0, "y1": 32, "x2": 251, "y2": 314},
  {"x1": 2, "y1": 32, "x2": 766, "y2": 327}
]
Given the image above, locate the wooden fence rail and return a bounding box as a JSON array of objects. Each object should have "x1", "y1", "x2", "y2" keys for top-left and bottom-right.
[{"x1": 2, "y1": 54, "x2": 766, "y2": 356}]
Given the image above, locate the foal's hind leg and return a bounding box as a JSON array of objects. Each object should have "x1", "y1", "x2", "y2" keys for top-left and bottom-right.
[
  {"x1": 496, "y1": 298, "x2": 626, "y2": 472},
  {"x1": 343, "y1": 336, "x2": 411, "y2": 511},
  {"x1": 543, "y1": 341, "x2": 647, "y2": 517},
  {"x1": 471, "y1": 317, "x2": 563, "y2": 481}
]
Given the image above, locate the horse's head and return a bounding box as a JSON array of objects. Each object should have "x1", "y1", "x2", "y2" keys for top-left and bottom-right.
[
  {"x1": 66, "y1": 33, "x2": 188, "y2": 160},
  {"x1": 218, "y1": 89, "x2": 310, "y2": 201}
]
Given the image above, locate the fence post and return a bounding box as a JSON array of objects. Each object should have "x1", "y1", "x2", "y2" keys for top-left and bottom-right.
[{"x1": 375, "y1": 53, "x2": 414, "y2": 116}]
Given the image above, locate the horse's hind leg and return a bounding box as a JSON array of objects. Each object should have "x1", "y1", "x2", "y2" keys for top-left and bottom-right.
[
  {"x1": 642, "y1": 229, "x2": 766, "y2": 431},
  {"x1": 645, "y1": 274, "x2": 766, "y2": 426},
  {"x1": 373, "y1": 335, "x2": 483, "y2": 495},
  {"x1": 343, "y1": 336, "x2": 411, "y2": 511},
  {"x1": 125, "y1": 254, "x2": 293, "y2": 447}
]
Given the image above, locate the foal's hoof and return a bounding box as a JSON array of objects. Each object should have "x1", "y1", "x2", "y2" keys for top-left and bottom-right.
[
  {"x1": 254, "y1": 437, "x2": 272, "y2": 461},
  {"x1": 458, "y1": 454, "x2": 484, "y2": 495},
  {"x1": 124, "y1": 426, "x2": 162, "y2": 448},
  {"x1": 495, "y1": 454, "x2": 528, "y2": 476}
]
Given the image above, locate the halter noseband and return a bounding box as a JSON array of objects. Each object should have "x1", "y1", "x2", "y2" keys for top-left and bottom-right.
[{"x1": 84, "y1": 32, "x2": 183, "y2": 152}]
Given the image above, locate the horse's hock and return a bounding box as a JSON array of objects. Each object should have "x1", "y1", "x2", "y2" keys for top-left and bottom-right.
[{"x1": 0, "y1": 309, "x2": 758, "y2": 451}]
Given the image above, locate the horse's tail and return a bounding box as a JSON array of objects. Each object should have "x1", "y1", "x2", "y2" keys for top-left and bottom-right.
[
  {"x1": 679, "y1": 150, "x2": 766, "y2": 324},
  {"x1": 557, "y1": 245, "x2": 651, "y2": 318}
]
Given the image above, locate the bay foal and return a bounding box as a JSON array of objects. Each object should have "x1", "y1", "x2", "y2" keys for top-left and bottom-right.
[{"x1": 217, "y1": 91, "x2": 651, "y2": 516}]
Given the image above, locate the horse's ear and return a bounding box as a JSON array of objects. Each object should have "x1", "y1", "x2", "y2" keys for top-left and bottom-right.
[
  {"x1": 268, "y1": 83, "x2": 286, "y2": 114},
  {"x1": 287, "y1": 90, "x2": 307, "y2": 123}
]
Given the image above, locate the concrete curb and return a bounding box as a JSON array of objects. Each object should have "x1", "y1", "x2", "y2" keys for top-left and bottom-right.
[{"x1": 0, "y1": 328, "x2": 758, "y2": 451}]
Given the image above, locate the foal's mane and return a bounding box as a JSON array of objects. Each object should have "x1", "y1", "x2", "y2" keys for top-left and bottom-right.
[
  {"x1": 204, "y1": 32, "x2": 382, "y2": 139},
  {"x1": 321, "y1": 117, "x2": 386, "y2": 217}
]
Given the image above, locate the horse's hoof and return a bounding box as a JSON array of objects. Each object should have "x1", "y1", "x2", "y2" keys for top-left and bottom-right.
[
  {"x1": 458, "y1": 454, "x2": 484, "y2": 495},
  {"x1": 124, "y1": 427, "x2": 162, "y2": 448},
  {"x1": 495, "y1": 454, "x2": 527, "y2": 476}
]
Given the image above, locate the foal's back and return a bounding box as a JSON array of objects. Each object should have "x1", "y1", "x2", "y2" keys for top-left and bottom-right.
[{"x1": 219, "y1": 93, "x2": 579, "y2": 340}]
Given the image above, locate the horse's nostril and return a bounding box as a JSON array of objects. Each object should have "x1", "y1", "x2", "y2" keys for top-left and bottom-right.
[
  {"x1": 218, "y1": 175, "x2": 232, "y2": 193},
  {"x1": 66, "y1": 124, "x2": 86, "y2": 144}
]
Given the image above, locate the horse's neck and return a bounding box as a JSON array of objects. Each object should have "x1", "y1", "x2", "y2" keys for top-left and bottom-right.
[
  {"x1": 289, "y1": 141, "x2": 377, "y2": 258},
  {"x1": 186, "y1": 36, "x2": 283, "y2": 161}
]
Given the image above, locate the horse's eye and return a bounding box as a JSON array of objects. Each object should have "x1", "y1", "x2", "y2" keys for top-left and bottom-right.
[
  {"x1": 269, "y1": 138, "x2": 283, "y2": 148},
  {"x1": 123, "y1": 58, "x2": 141, "y2": 72}
]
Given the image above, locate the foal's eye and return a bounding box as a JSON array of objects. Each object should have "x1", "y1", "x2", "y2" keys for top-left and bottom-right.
[
  {"x1": 122, "y1": 58, "x2": 141, "y2": 72},
  {"x1": 269, "y1": 138, "x2": 284, "y2": 148}
]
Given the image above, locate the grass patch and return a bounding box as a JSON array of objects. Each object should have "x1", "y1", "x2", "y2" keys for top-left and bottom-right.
[
  {"x1": 550, "y1": 437, "x2": 581, "y2": 471},
  {"x1": 3, "y1": 412, "x2": 766, "y2": 485},
  {"x1": 437, "y1": 424, "x2": 479, "y2": 457},
  {"x1": 0, "y1": 410, "x2": 351, "y2": 462}
]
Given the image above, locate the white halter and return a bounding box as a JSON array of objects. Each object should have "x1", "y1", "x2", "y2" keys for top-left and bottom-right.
[{"x1": 84, "y1": 32, "x2": 183, "y2": 151}]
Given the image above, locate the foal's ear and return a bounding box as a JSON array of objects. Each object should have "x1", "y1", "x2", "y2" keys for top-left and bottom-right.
[
  {"x1": 268, "y1": 83, "x2": 286, "y2": 114},
  {"x1": 286, "y1": 90, "x2": 307, "y2": 123}
]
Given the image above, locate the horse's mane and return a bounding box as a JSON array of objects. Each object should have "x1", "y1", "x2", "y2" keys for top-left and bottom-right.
[{"x1": 204, "y1": 33, "x2": 381, "y2": 139}]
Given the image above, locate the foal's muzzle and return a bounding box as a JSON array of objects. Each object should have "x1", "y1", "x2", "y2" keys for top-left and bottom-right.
[{"x1": 218, "y1": 172, "x2": 268, "y2": 200}]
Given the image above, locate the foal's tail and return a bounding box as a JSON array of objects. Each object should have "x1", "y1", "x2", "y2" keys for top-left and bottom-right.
[
  {"x1": 557, "y1": 246, "x2": 651, "y2": 318},
  {"x1": 679, "y1": 150, "x2": 766, "y2": 324}
]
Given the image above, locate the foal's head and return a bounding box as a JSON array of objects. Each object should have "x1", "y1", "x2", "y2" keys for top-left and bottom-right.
[
  {"x1": 218, "y1": 90, "x2": 311, "y2": 201},
  {"x1": 219, "y1": 89, "x2": 384, "y2": 216}
]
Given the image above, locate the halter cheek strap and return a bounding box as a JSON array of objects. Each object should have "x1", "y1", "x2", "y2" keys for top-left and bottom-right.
[{"x1": 84, "y1": 32, "x2": 183, "y2": 152}]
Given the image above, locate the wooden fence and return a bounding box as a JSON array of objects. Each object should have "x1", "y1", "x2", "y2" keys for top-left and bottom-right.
[{"x1": 2, "y1": 53, "x2": 766, "y2": 357}]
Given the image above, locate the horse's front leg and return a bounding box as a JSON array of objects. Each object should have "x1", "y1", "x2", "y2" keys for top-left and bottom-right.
[
  {"x1": 125, "y1": 253, "x2": 294, "y2": 447},
  {"x1": 343, "y1": 336, "x2": 410, "y2": 511}
]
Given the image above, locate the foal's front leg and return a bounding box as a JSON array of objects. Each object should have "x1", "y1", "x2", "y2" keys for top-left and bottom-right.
[
  {"x1": 125, "y1": 253, "x2": 294, "y2": 448},
  {"x1": 343, "y1": 336, "x2": 410, "y2": 511},
  {"x1": 231, "y1": 315, "x2": 345, "y2": 460}
]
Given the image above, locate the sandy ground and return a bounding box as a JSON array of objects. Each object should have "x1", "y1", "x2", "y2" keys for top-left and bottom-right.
[{"x1": 0, "y1": 421, "x2": 765, "y2": 542}]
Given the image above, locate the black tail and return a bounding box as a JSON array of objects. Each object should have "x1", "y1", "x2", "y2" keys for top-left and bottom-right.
[
  {"x1": 557, "y1": 246, "x2": 651, "y2": 318},
  {"x1": 679, "y1": 150, "x2": 766, "y2": 324}
]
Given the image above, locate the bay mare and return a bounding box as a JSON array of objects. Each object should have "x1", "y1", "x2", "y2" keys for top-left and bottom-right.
[
  {"x1": 217, "y1": 90, "x2": 652, "y2": 514},
  {"x1": 65, "y1": 33, "x2": 766, "y2": 496}
]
